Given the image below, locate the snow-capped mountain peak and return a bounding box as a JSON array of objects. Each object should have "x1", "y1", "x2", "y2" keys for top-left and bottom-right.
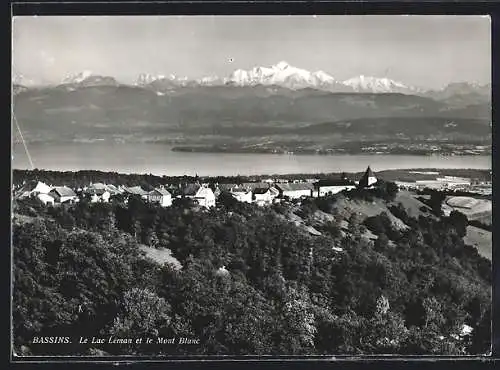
[
  {"x1": 58, "y1": 71, "x2": 119, "y2": 88},
  {"x1": 128, "y1": 63, "x2": 421, "y2": 93},
  {"x1": 62, "y1": 70, "x2": 94, "y2": 84},
  {"x1": 12, "y1": 73, "x2": 37, "y2": 87},
  {"x1": 136, "y1": 73, "x2": 166, "y2": 86},
  {"x1": 136, "y1": 73, "x2": 189, "y2": 86},
  {"x1": 313, "y1": 70, "x2": 336, "y2": 83},
  {"x1": 342, "y1": 75, "x2": 410, "y2": 93},
  {"x1": 275, "y1": 61, "x2": 290, "y2": 70},
  {"x1": 226, "y1": 61, "x2": 337, "y2": 88},
  {"x1": 197, "y1": 75, "x2": 224, "y2": 85}
]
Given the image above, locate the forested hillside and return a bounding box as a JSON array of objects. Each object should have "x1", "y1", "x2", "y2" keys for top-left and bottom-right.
[{"x1": 12, "y1": 186, "x2": 491, "y2": 356}]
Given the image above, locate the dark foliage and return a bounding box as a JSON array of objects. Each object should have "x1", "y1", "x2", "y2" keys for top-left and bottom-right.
[{"x1": 12, "y1": 171, "x2": 491, "y2": 356}]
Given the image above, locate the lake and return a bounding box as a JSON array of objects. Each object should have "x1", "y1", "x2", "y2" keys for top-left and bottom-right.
[{"x1": 12, "y1": 142, "x2": 492, "y2": 177}]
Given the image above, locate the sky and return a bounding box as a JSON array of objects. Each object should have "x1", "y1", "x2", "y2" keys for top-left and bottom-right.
[{"x1": 12, "y1": 15, "x2": 491, "y2": 89}]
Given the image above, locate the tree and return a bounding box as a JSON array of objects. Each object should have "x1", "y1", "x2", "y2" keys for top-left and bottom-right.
[
  {"x1": 468, "y1": 306, "x2": 491, "y2": 355},
  {"x1": 429, "y1": 191, "x2": 446, "y2": 216},
  {"x1": 364, "y1": 215, "x2": 386, "y2": 235},
  {"x1": 386, "y1": 181, "x2": 399, "y2": 201},
  {"x1": 448, "y1": 210, "x2": 468, "y2": 237},
  {"x1": 375, "y1": 295, "x2": 390, "y2": 317},
  {"x1": 277, "y1": 285, "x2": 317, "y2": 353},
  {"x1": 348, "y1": 213, "x2": 362, "y2": 238},
  {"x1": 172, "y1": 197, "x2": 198, "y2": 209},
  {"x1": 366, "y1": 296, "x2": 408, "y2": 353},
  {"x1": 12, "y1": 169, "x2": 492, "y2": 356},
  {"x1": 422, "y1": 297, "x2": 446, "y2": 331},
  {"x1": 110, "y1": 287, "x2": 171, "y2": 338},
  {"x1": 374, "y1": 233, "x2": 390, "y2": 251},
  {"x1": 218, "y1": 191, "x2": 239, "y2": 209}
]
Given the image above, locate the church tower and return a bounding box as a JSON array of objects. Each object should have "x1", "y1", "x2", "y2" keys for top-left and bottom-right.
[{"x1": 358, "y1": 166, "x2": 377, "y2": 188}]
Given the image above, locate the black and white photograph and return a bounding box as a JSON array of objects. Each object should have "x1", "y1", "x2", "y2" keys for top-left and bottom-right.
[{"x1": 11, "y1": 15, "x2": 492, "y2": 358}]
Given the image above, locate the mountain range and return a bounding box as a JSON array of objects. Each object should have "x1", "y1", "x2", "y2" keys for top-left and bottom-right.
[
  {"x1": 12, "y1": 61, "x2": 491, "y2": 97},
  {"x1": 11, "y1": 62, "x2": 491, "y2": 154}
]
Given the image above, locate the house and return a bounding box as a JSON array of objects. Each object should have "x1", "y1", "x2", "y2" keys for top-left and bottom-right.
[
  {"x1": 31, "y1": 181, "x2": 52, "y2": 195},
  {"x1": 16, "y1": 180, "x2": 52, "y2": 199},
  {"x1": 89, "y1": 190, "x2": 111, "y2": 203},
  {"x1": 241, "y1": 182, "x2": 272, "y2": 191},
  {"x1": 100, "y1": 190, "x2": 111, "y2": 202},
  {"x1": 105, "y1": 184, "x2": 121, "y2": 195},
  {"x1": 216, "y1": 184, "x2": 253, "y2": 203},
  {"x1": 123, "y1": 186, "x2": 149, "y2": 200},
  {"x1": 37, "y1": 193, "x2": 55, "y2": 205},
  {"x1": 275, "y1": 182, "x2": 314, "y2": 199},
  {"x1": 49, "y1": 186, "x2": 78, "y2": 204},
  {"x1": 90, "y1": 193, "x2": 100, "y2": 203},
  {"x1": 314, "y1": 178, "x2": 356, "y2": 197},
  {"x1": 86, "y1": 184, "x2": 112, "y2": 203},
  {"x1": 89, "y1": 182, "x2": 107, "y2": 190},
  {"x1": 358, "y1": 166, "x2": 378, "y2": 188},
  {"x1": 148, "y1": 187, "x2": 172, "y2": 207},
  {"x1": 253, "y1": 187, "x2": 278, "y2": 206},
  {"x1": 230, "y1": 187, "x2": 253, "y2": 203},
  {"x1": 183, "y1": 183, "x2": 216, "y2": 209},
  {"x1": 215, "y1": 183, "x2": 239, "y2": 196}
]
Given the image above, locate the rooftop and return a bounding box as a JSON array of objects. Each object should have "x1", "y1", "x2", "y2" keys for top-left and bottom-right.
[
  {"x1": 183, "y1": 183, "x2": 201, "y2": 196},
  {"x1": 253, "y1": 187, "x2": 271, "y2": 195},
  {"x1": 51, "y1": 186, "x2": 76, "y2": 197},
  {"x1": 276, "y1": 183, "x2": 314, "y2": 192},
  {"x1": 151, "y1": 187, "x2": 171, "y2": 196},
  {"x1": 124, "y1": 186, "x2": 149, "y2": 196},
  {"x1": 315, "y1": 179, "x2": 355, "y2": 187}
]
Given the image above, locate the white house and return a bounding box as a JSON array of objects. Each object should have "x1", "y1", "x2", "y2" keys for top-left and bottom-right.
[
  {"x1": 184, "y1": 184, "x2": 216, "y2": 209},
  {"x1": 49, "y1": 186, "x2": 78, "y2": 204},
  {"x1": 37, "y1": 193, "x2": 55, "y2": 205},
  {"x1": 16, "y1": 180, "x2": 52, "y2": 199},
  {"x1": 89, "y1": 191, "x2": 111, "y2": 203},
  {"x1": 230, "y1": 187, "x2": 253, "y2": 203},
  {"x1": 275, "y1": 183, "x2": 314, "y2": 199},
  {"x1": 217, "y1": 184, "x2": 253, "y2": 203},
  {"x1": 31, "y1": 181, "x2": 52, "y2": 195},
  {"x1": 101, "y1": 191, "x2": 111, "y2": 202},
  {"x1": 253, "y1": 187, "x2": 278, "y2": 206},
  {"x1": 148, "y1": 187, "x2": 172, "y2": 207},
  {"x1": 314, "y1": 179, "x2": 356, "y2": 197}
]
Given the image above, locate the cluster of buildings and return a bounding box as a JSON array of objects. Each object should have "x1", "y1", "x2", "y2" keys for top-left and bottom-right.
[
  {"x1": 13, "y1": 167, "x2": 379, "y2": 209},
  {"x1": 395, "y1": 175, "x2": 491, "y2": 194},
  {"x1": 15, "y1": 181, "x2": 81, "y2": 206}
]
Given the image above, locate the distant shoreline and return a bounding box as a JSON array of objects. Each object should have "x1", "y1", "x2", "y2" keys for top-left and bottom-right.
[
  {"x1": 12, "y1": 167, "x2": 491, "y2": 181},
  {"x1": 170, "y1": 145, "x2": 491, "y2": 157},
  {"x1": 13, "y1": 141, "x2": 491, "y2": 157}
]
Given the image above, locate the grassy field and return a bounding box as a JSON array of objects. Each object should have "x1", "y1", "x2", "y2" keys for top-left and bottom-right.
[
  {"x1": 445, "y1": 196, "x2": 492, "y2": 225},
  {"x1": 392, "y1": 191, "x2": 434, "y2": 219},
  {"x1": 139, "y1": 245, "x2": 183, "y2": 270},
  {"x1": 464, "y1": 225, "x2": 492, "y2": 260}
]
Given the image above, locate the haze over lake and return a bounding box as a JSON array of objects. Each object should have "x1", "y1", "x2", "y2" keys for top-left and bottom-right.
[{"x1": 12, "y1": 142, "x2": 491, "y2": 177}]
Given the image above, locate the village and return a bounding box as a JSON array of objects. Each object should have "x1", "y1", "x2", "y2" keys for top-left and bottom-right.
[
  {"x1": 13, "y1": 166, "x2": 491, "y2": 211},
  {"x1": 14, "y1": 167, "x2": 380, "y2": 208}
]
